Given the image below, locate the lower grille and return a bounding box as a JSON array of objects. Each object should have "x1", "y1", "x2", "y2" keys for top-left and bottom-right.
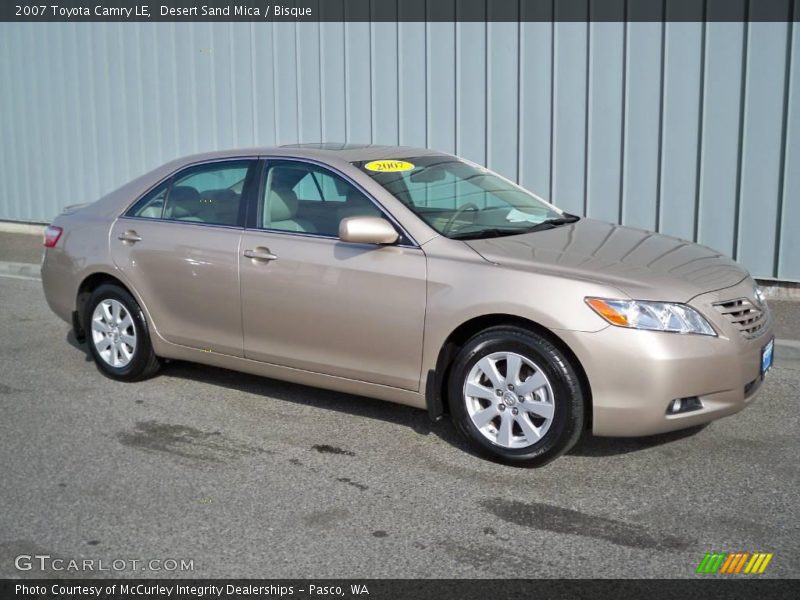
[{"x1": 713, "y1": 298, "x2": 768, "y2": 339}]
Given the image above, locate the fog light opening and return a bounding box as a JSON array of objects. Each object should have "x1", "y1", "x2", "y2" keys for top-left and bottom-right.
[{"x1": 666, "y1": 397, "x2": 702, "y2": 415}]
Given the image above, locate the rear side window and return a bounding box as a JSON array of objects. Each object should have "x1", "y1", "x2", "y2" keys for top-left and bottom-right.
[
  {"x1": 165, "y1": 161, "x2": 251, "y2": 226},
  {"x1": 126, "y1": 160, "x2": 253, "y2": 226}
]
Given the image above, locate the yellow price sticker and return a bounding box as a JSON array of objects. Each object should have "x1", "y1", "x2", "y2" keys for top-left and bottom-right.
[{"x1": 364, "y1": 160, "x2": 415, "y2": 173}]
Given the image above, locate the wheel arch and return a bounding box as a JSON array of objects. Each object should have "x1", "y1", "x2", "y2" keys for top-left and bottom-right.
[
  {"x1": 73, "y1": 272, "x2": 137, "y2": 341},
  {"x1": 427, "y1": 314, "x2": 592, "y2": 429}
]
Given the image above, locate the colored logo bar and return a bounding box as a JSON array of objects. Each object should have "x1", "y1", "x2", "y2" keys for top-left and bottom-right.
[{"x1": 696, "y1": 552, "x2": 773, "y2": 574}]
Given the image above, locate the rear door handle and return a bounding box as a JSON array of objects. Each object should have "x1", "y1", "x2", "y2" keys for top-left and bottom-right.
[
  {"x1": 117, "y1": 230, "x2": 142, "y2": 243},
  {"x1": 243, "y1": 248, "x2": 278, "y2": 262}
]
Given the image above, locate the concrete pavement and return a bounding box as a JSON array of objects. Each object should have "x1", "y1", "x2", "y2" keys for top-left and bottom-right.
[{"x1": 0, "y1": 230, "x2": 44, "y2": 265}]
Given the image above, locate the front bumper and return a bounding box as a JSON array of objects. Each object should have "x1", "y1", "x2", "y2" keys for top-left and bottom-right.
[{"x1": 558, "y1": 280, "x2": 773, "y2": 437}]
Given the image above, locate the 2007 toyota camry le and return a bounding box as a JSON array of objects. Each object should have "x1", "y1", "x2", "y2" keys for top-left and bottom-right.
[{"x1": 40, "y1": 143, "x2": 774, "y2": 466}]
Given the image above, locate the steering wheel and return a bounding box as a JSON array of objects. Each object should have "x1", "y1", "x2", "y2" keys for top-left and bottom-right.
[{"x1": 442, "y1": 203, "x2": 480, "y2": 235}]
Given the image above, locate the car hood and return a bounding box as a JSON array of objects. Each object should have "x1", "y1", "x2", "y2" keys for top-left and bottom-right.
[{"x1": 464, "y1": 218, "x2": 749, "y2": 302}]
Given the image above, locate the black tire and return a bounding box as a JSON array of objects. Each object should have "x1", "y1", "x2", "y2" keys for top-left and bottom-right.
[
  {"x1": 448, "y1": 326, "x2": 585, "y2": 467},
  {"x1": 84, "y1": 284, "x2": 160, "y2": 381}
]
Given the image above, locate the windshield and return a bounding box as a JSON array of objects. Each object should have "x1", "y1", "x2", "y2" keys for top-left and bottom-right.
[{"x1": 354, "y1": 155, "x2": 573, "y2": 239}]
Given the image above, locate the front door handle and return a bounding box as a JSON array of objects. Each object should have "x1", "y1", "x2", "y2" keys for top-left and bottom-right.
[
  {"x1": 118, "y1": 230, "x2": 142, "y2": 243},
  {"x1": 243, "y1": 248, "x2": 278, "y2": 262}
]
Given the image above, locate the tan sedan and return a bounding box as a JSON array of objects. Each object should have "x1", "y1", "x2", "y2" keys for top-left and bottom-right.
[{"x1": 41, "y1": 144, "x2": 774, "y2": 466}]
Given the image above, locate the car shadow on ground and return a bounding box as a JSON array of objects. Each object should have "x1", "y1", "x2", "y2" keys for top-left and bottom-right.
[
  {"x1": 569, "y1": 424, "x2": 707, "y2": 457},
  {"x1": 67, "y1": 330, "x2": 93, "y2": 361},
  {"x1": 66, "y1": 330, "x2": 472, "y2": 452},
  {"x1": 162, "y1": 359, "x2": 476, "y2": 452},
  {"x1": 66, "y1": 331, "x2": 706, "y2": 461}
]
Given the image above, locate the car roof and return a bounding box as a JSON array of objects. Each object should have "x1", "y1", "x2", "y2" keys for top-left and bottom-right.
[
  {"x1": 81, "y1": 143, "x2": 450, "y2": 223},
  {"x1": 168, "y1": 143, "x2": 446, "y2": 166},
  {"x1": 279, "y1": 143, "x2": 444, "y2": 162}
]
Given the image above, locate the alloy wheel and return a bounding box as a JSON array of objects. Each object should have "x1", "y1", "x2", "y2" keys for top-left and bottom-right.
[
  {"x1": 463, "y1": 351, "x2": 555, "y2": 449},
  {"x1": 91, "y1": 299, "x2": 137, "y2": 368}
]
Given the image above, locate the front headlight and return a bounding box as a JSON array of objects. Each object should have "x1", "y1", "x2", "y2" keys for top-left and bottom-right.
[
  {"x1": 754, "y1": 284, "x2": 767, "y2": 307},
  {"x1": 585, "y1": 297, "x2": 716, "y2": 336}
]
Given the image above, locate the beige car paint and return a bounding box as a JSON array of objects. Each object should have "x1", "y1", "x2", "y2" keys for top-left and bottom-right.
[
  {"x1": 465, "y1": 218, "x2": 749, "y2": 303},
  {"x1": 239, "y1": 229, "x2": 427, "y2": 390},
  {"x1": 40, "y1": 145, "x2": 773, "y2": 437},
  {"x1": 110, "y1": 218, "x2": 245, "y2": 357},
  {"x1": 339, "y1": 216, "x2": 399, "y2": 245}
]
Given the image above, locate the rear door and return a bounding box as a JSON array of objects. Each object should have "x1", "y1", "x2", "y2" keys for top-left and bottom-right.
[
  {"x1": 110, "y1": 159, "x2": 257, "y2": 357},
  {"x1": 239, "y1": 159, "x2": 427, "y2": 390}
]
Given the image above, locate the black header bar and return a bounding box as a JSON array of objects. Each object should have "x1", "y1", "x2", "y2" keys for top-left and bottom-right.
[{"x1": 2, "y1": 0, "x2": 799, "y2": 23}]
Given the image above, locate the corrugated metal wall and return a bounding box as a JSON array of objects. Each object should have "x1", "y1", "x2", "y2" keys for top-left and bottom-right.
[{"x1": 0, "y1": 11, "x2": 798, "y2": 279}]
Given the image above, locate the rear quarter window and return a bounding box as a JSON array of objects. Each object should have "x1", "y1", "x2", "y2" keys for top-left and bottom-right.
[{"x1": 126, "y1": 182, "x2": 168, "y2": 219}]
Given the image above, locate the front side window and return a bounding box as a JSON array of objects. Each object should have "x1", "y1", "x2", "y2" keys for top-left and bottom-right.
[
  {"x1": 354, "y1": 156, "x2": 571, "y2": 239},
  {"x1": 260, "y1": 161, "x2": 383, "y2": 236}
]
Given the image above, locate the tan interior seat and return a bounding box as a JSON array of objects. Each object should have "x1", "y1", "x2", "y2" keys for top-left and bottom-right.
[{"x1": 265, "y1": 186, "x2": 317, "y2": 233}]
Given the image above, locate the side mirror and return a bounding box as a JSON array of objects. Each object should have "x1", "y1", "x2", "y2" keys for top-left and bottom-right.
[{"x1": 339, "y1": 216, "x2": 399, "y2": 245}]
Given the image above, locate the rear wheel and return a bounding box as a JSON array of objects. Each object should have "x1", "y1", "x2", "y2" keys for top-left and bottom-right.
[
  {"x1": 85, "y1": 284, "x2": 160, "y2": 381},
  {"x1": 448, "y1": 326, "x2": 585, "y2": 466}
]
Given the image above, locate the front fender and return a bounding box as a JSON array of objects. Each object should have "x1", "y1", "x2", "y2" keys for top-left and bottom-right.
[{"x1": 419, "y1": 236, "x2": 620, "y2": 392}]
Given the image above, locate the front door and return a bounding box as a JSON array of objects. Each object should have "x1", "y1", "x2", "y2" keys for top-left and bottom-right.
[{"x1": 240, "y1": 159, "x2": 427, "y2": 390}]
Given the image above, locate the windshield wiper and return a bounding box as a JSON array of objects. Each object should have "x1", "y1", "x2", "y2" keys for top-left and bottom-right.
[
  {"x1": 448, "y1": 214, "x2": 580, "y2": 240},
  {"x1": 517, "y1": 213, "x2": 580, "y2": 233},
  {"x1": 449, "y1": 228, "x2": 522, "y2": 240}
]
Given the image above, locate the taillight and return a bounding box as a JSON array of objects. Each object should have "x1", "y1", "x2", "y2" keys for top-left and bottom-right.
[{"x1": 43, "y1": 225, "x2": 63, "y2": 248}]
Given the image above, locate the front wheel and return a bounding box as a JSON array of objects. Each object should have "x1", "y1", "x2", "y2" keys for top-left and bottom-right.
[
  {"x1": 85, "y1": 284, "x2": 160, "y2": 381},
  {"x1": 448, "y1": 326, "x2": 585, "y2": 467}
]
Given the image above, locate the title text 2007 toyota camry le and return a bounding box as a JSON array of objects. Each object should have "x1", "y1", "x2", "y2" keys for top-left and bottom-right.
[{"x1": 41, "y1": 144, "x2": 774, "y2": 466}]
